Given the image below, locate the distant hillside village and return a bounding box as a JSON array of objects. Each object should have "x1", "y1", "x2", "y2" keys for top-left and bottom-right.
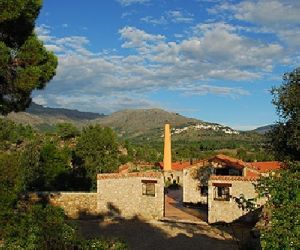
[{"x1": 31, "y1": 123, "x2": 282, "y2": 225}]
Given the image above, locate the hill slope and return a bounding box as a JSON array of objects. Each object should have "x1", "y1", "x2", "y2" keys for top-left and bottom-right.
[
  {"x1": 5, "y1": 104, "x2": 240, "y2": 139},
  {"x1": 26, "y1": 103, "x2": 105, "y2": 121},
  {"x1": 252, "y1": 125, "x2": 274, "y2": 134},
  {"x1": 5, "y1": 103, "x2": 105, "y2": 130},
  {"x1": 94, "y1": 109, "x2": 201, "y2": 137}
]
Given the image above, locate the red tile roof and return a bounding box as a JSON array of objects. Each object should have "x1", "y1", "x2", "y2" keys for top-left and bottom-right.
[
  {"x1": 158, "y1": 160, "x2": 207, "y2": 171},
  {"x1": 245, "y1": 168, "x2": 260, "y2": 178},
  {"x1": 210, "y1": 154, "x2": 249, "y2": 169},
  {"x1": 97, "y1": 171, "x2": 162, "y2": 180},
  {"x1": 209, "y1": 175, "x2": 259, "y2": 181},
  {"x1": 248, "y1": 161, "x2": 282, "y2": 173}
]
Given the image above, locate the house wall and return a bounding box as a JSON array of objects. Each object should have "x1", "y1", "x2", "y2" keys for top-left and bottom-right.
[
  {"x1": 208, "y1": 178, "x2": 264, "y2": 223},
  {"x1": 182, "y1": 166, "x2": 212, "y2": 204},
  {"x1": 97, "y1": 172, "x2": 164, "y2": 220},
  {"x1": 27, "y1": 192, "x2": 98, "y2": 219}
]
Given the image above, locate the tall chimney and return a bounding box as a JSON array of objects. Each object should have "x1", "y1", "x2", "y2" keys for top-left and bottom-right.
[{"x1": 163, "y1": 123, "x2": 172, "y2": 171}]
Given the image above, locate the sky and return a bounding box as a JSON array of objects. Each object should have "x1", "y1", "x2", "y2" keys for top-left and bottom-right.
[{"x1": 33, "y1": 0, "x2": 300, "y2": 130}]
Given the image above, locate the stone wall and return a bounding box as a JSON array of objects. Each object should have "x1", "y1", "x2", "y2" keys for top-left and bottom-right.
[
  {"x1": 208, "y1": 176, "x2": 264, "y2": 224},
  {"x1": 183, "y1": 165, "x2": 212, "y2": 204},
  {"x1": 97, "y1": 172, "x2": 164, "y2": 220},
  {"x1": 28, "y1": 192, "x2": 98, "y2": 219}
]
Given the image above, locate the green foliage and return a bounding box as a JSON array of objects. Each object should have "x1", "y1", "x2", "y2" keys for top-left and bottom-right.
[
  {"x1": 0, "y1": 128, "x2": 126, "y2": 248},
  {"x1": 2, "y1": 204, "x2": 78, "y2": 249},
  {"x1": 268, "y1": 67, "x2": 300, "y2": 161},
  {"x1": 258, "y1": 68, "x2": 300, "y2": 249},
  {"x1": 55, "y1": 122, "x2": 80, "y2": 140},
  {"x1": 258, "y1": 162, "x2": 300, "y2": 250},
  {"x1": 0, "y1": 118, "x2": 34, "y2": 150},
  {"x1": 2, "y1": 203, "x2": 128, "y2": 249},
  {"x1": 0, "y1": 0, "x2": 57, "y2": 114},
  {"x1": 21, "y1": 137, "x2": 72, "y2": 191},
  {"x1": 0, "y1": 152, "x2": 23, "y2": 213},
  {"x1": 76, "y1": 125, "x2": 120, "y2": 190}
]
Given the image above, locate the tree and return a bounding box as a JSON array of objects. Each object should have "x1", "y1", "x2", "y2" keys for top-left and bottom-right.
[
  {"x1": 0, "y1": 0, "x2": 57, "y2": 115},
  {"x1": 258, "y1": 68, "x2": 300, "y2": 249},
  {"x1": 55, "y1": 122, "x2": 80, "y2": 140},
  {"x1": 20, "y1": 137, "x2": 72, "y2": 191},
  {"x1": 76, "y1": 125, "x2": 120, "y2": 190},
  {"x1": 268, "y1": 67, "x2": 300, "y2": 161}
]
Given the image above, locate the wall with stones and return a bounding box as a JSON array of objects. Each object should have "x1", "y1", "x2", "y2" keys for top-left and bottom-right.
[
  {"x1": 27, "y1": 192, "x2": 98, "y2": 219},
  {"x1": 97, "y1": 172, "x2": 164, "y2": 220},
  {"x1": 208, "y1": 177, "x2": 265, "y2": 224},
  {"x1": 183, "y1": 166, "x2": 212, "y2": 204}
]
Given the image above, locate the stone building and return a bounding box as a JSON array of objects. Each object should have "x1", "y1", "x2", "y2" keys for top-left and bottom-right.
[
  {"x1": 183, "y1": 154, "x2": 281, "y2": 223},
  {"x1": 208, "y1": 176, "x2": 262, "y2": 223},
  {"x1": 97, "y1": 171, "x2": 164, "y2": 220}
]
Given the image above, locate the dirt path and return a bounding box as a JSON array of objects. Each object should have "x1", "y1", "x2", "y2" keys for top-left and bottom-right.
[
  {"x1": 165, "y1": 188, "x2": 208, "y2": 222},
  {"x1": 77, "y1": 218, "x2": 239, "y2": 250}
]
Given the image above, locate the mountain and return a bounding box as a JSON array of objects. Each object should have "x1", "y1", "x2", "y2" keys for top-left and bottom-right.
[
  {"x1": 5, "y1": 104, "x2": 240, "y2": 138},
  {"x1": 94, "y1": 108, "x2": 239, "y2": 139},
  {"x1": 252, "y1": 124, "x2": 274, "y2": 134},
  {"x1": 94, "y1": 109, "x2": 200, "y2": 137},
  {"x1": 5, "y1": 102, "x2": 105, "y2": 131},
  {"x1": 26, "y1": 103, "x2": 105, "y2": 121}
]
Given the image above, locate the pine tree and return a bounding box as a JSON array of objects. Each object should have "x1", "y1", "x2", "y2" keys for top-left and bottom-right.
[{"x1": 0, "y1": 0, "x2": 57, "y2": 114}]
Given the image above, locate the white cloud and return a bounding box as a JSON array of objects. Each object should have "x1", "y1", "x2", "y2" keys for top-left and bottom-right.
[
  {"x1": 117, "y1": 0, "x2": 149, "y2": 6},
  {"x1": 34, "y1": 23, "x2": 287, "y2": 113},
  {"x1": 180, "y1": 85, "x2": 250, "y2": 97},
  {"x1": 234, "y1": 0, "x2": 300, "y2": 26},
  {"x1": 209, "y1": 0, "x2": 300, "y2": 49},
  {"x1": 140, "y1": 16, "x2": 168, "y2": 25},
  {"x1": 33, "y1": 95, "x2": 48, "y2": 106},
  {"x1": 33, "y1": 93, "x2": 158, "y2": 114},
  {"x1": 119, "y1": 26, "x2": 165, "y2": 49},
  {"x1": 167, "y1": 10, "x2": 194, "y2": 23}
]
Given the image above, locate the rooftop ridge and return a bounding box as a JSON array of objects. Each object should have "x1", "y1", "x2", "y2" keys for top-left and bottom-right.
[
  {"x1": 209, "y1": 175, "x2": 259, "y2": 181},
  {"x1": 97, "y1": 171, "x2": 163, "y2": 180}
]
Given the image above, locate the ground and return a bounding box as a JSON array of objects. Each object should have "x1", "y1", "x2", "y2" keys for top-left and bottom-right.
[
  {"x1": 76, "y1": 188, "x2": 259, "y2": 250},
  {"x1": 78, "y1": 219, "x2": 239, "y2": 250},
  {"x1": 164, "y1": 188, "x2": 207, "y2": 223}
]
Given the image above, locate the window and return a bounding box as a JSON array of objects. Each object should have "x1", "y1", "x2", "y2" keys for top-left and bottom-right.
[
  {"x1": 142, "y1": 183, "x2": 155, "y2": 196},
  {"x1": 213, "y1": 183, "x2": 231, "y2": 201},
  {"x1": 141, "y1": 180, "x2": 157, "y2": 197},
  {"x1": 200, "y1": 186, "x2": 208, "y2": 196}
]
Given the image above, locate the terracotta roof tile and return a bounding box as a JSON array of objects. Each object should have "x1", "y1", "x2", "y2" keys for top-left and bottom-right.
[
  {"x1": 209, "y1": 175, "x2": 259, "y2": 181},
  {"x1": 158, "y1": 160, "x2": 207, "y2": 171},
  {"x1": 248, "y1": 161, "x2": 282, "y2": 173},
  {"x1": 245, "y1": 168, "x2": 260, "y2": 178},
  {"x1": 97, "y1": 171, "x2": 163, "y2": 180},
  {"x1": 210, "y1": 154, "x2": 249, "y2": 169}
]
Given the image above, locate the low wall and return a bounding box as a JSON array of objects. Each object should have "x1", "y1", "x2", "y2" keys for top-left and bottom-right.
[
  {"x1": 97, "y1": 172, "x2": 164, "y2": 220},
  {"x1": 28, "y1": 192, "x2": 98, "y2": 219},
  {"x1": 208, "y1": 176, "x2": 264, "y2": 224}
]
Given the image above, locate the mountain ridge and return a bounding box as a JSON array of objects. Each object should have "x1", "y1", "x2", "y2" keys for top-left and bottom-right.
[{"x1": 5, "y1": 102, "x2": 240, "y2": 138}]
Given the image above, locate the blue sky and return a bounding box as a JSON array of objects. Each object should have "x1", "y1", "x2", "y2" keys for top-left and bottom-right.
[{"x1": 33, "y1": 0, "x2": 300, "y2": 130}]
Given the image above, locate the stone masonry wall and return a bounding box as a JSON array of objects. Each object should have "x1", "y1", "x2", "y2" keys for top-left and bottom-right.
[
  {"x1": 28, "y1": 192, "x2": 98, "y2": 219},
  {"x1": 208, "y1": 177, "x2": 265, "y2": 223},
  {"x1": 97, "y1": 172, "x2": 164, "y2": 220},
  {"x1": 183, "y1": 166, "x2": 212, "y2": 204}
]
